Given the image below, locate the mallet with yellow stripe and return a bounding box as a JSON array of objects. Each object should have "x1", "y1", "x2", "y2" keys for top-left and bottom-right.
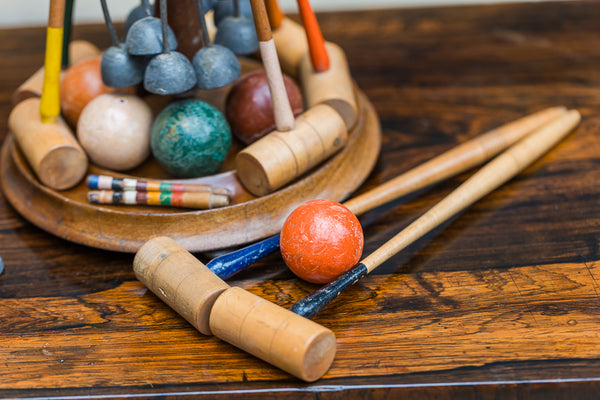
[{"x1": 8, "y1": 0, "x2": 88, "y2": 190}]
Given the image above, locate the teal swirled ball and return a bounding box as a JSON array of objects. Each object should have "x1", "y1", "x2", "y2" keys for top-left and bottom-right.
[{"x1": 151, "y1": 99, "x2": 231, "y2": 177}]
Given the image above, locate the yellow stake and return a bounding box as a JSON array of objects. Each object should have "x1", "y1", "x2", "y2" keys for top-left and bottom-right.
[{"x1": 40, "y1": 0, "x2": 66, "y2": 124}]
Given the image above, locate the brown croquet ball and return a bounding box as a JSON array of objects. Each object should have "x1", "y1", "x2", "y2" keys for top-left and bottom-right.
[{"x1": 225, "y1": 70, "x2": 303, "y2": 145}]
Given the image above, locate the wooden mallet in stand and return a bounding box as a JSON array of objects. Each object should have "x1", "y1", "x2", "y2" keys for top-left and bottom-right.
[
  {"x1": 206, "y1": 106, "x2": 568, "y2": 278},
  {"x1": 235, "y1": 0, "x2": 349, "y2": 196},
  {"x1": 264, "y1": 0, "x2": 308, "y2": 77},
  {"x1": 8, "y1": 0, "x2": 88, "y2": 191},
  {"x1": 297, "y1": 0, "x2": 358, "y2": 130},
  {"x1": 290, "y1": 109, "x2": 581, "y2": 318}
]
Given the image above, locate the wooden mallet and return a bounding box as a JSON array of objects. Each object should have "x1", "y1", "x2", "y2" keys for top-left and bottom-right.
[
  {"x1": 133, "y1": 236, "x2": 336, "y2": 382},
  {"x1": 8, "y1": 0, "x2": 88, "y2": 190},
  {"x1": 207, "y1": 106, "x2": 568, "y2": 278},
  {"x1": 290, "y1": 109, "x2": 581, "y2": 318},
  {"x1": 265, "y1": 0, "x2": 308, "y2": 77},
  {"x1": 236, "y1": 0, "x2": 348, "y2": 196},
  {"x1": 297, "y1": 0, "x2": 358, "y2": 129},
  {"x1": 134, "y1": 109, "x2": 578, "y2": 381}
]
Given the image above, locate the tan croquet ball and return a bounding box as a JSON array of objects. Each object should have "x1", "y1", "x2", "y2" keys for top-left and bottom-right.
[{"x1": 77, "y1": 93, "x2": 153, "y2": 171}]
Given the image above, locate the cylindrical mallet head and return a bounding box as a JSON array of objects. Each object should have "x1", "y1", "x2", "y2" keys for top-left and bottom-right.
[
  {"x1": 133, "y1": 236, "x2": 230, "y2": 335},
  {"x1": 235, "y1": 103, "x2": 347, "y2": 196},
  {"x1": 299, "y1": 42, "x2": 358, "y2": 129},
  {"x1": 8, "y1": 97, "x2": 88, "y2": 190},
  {"x1": 209, "y1": 286, "x2": 336, "y2": 382},
  {"x1": 271, "y1": 18, "x2": 308, "y2": 77}
]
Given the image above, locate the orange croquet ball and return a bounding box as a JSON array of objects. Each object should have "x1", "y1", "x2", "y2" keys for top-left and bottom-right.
[
  {"x1": 60, "y1": 56, "x2": 125, "y2": 127},
  {"x1": 280, "y1": 199, "x2": 364, "y2": 284}
]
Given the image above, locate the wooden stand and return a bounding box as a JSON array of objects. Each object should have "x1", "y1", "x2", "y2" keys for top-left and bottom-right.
[{"x1": 0, "y1": 91, "x2": 380, "y2": 252}]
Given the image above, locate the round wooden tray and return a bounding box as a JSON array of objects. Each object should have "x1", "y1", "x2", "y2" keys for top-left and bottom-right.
[{"x1": 0, "y1": 91, "x2": 380, "y2": 253}]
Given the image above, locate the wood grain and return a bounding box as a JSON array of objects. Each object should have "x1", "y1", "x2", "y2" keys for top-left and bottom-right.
[{"x1": 1, "y1": 1, "x2": 600, "y2": 398}]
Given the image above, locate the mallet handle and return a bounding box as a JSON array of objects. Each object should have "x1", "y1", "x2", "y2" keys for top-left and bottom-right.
[
  {"x1": 265, "y1": 0, "x2": 285, "y2": 29},
  {"x1": 291, "y1": 109, "x2": 581, "y2": 318},
  {"x1": 40, "y1": 0, "x2": 66, "y2": 124},
  {"x1": 208, "y1": 106, "x2": 566, "y2": 278},
  {"x1": 297, "y1": 0, "x2": 329, "y2": 72},
  {"x1": 344, "y1": 106, "x2": 567, "y2": 215},
  {"x1": 250, "y1": 0, "x2": 295, "y2": 131}
]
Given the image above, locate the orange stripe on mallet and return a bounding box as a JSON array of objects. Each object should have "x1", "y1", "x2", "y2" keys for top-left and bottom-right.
[{"x1": 297, "y1": 0, "x2": 329, "y2": 72}]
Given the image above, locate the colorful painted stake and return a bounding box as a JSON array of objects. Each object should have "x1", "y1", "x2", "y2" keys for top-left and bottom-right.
[
  {"x1": 87, "y1": 174, "x2": 231, "y2": 196},
  {"x1": 291, "y1": 110, "x2": 581, "y2": 318},
  {"x1": 40, "y1": 0, "x2": 66, "y2": 123},
  {"x1": 212, "y1": 107, "x2": 568, "y2": 278},
  {"x1": 88, "y1": 190, "x2": 230, "y2": 209}
]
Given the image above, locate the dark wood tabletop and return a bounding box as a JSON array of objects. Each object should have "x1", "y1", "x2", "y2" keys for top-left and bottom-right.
[{"x1": 2, "y1": 1, "x2": 600, "y2": 398}]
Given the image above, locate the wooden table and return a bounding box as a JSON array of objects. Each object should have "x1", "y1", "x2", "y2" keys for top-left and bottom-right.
[{"x1": 2, "y1": 1, "x2": 600, "y2": 398}]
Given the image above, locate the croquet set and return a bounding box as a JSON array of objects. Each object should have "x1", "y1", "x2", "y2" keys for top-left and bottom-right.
[{"x1": 1, "y1": 0, "x2": 581, "y2": 382}]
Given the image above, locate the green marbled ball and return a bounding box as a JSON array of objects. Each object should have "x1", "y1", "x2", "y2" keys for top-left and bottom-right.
[{"x1": 151, "y1": 99, "x2": 232, "y2": 177}]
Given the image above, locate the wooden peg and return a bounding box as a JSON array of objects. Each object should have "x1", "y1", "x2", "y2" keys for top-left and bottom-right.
[
  {"x1": 8, "y1": 97, "x2": 88, "y2": 190},
  {"x1": 236, "y1": 104, "x2": 347, "y2": 196},
  {"x1": 299, "y1": 41, "x2": 358, "y2": 129},
  {"x1": 133, "y1": 236, "x2": 230, "y2": 336},
  {"x1": 209, "y1": 286, "x2": 336, "y2": 382}
]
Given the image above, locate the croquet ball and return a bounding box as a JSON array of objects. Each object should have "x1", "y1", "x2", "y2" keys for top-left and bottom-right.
[
  {"x1": 77, "y1": 93, "x2": 153, "y2": 171},
  {"x1": 225, "y1": 70, "x2": 303, "y2": 145},
  {"x1": 280, "y1": 199, "x2": 364, "y2": 284},
  {"x1": 60, "y1": 56, "x2": 126, "y2": 127},
  {"x1": 151, "y1": 99, "x2": 231, "y2": 177}
]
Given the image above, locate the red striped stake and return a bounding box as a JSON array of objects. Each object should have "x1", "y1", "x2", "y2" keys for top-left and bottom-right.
[
  {"x1": 88, "y1": 190, "x2": 230, "y2": 209},
  {"x1": 87, "y1": 174, "x2": 231, "y2": 196}
]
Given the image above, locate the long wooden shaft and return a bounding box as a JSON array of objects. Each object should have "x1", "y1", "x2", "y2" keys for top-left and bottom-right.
[
  {"x1": 208, "y1": 106, "x2": 566, "y2": 278},
  {"x1": 361, "y1": 109, "x2": 580, "y2": 272},
  {"x1": 250, "y1": 0, "x2": 295, "y2": 131},
  {"x1": 344, "y1": 106, "x2": 567, "y2": 215},
  {"x1": 291, "y1": 109, "x2": 580, "y2": 318},
  {"x1": 40, "y1": 0, "x2": 66, "y2": 123}
]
